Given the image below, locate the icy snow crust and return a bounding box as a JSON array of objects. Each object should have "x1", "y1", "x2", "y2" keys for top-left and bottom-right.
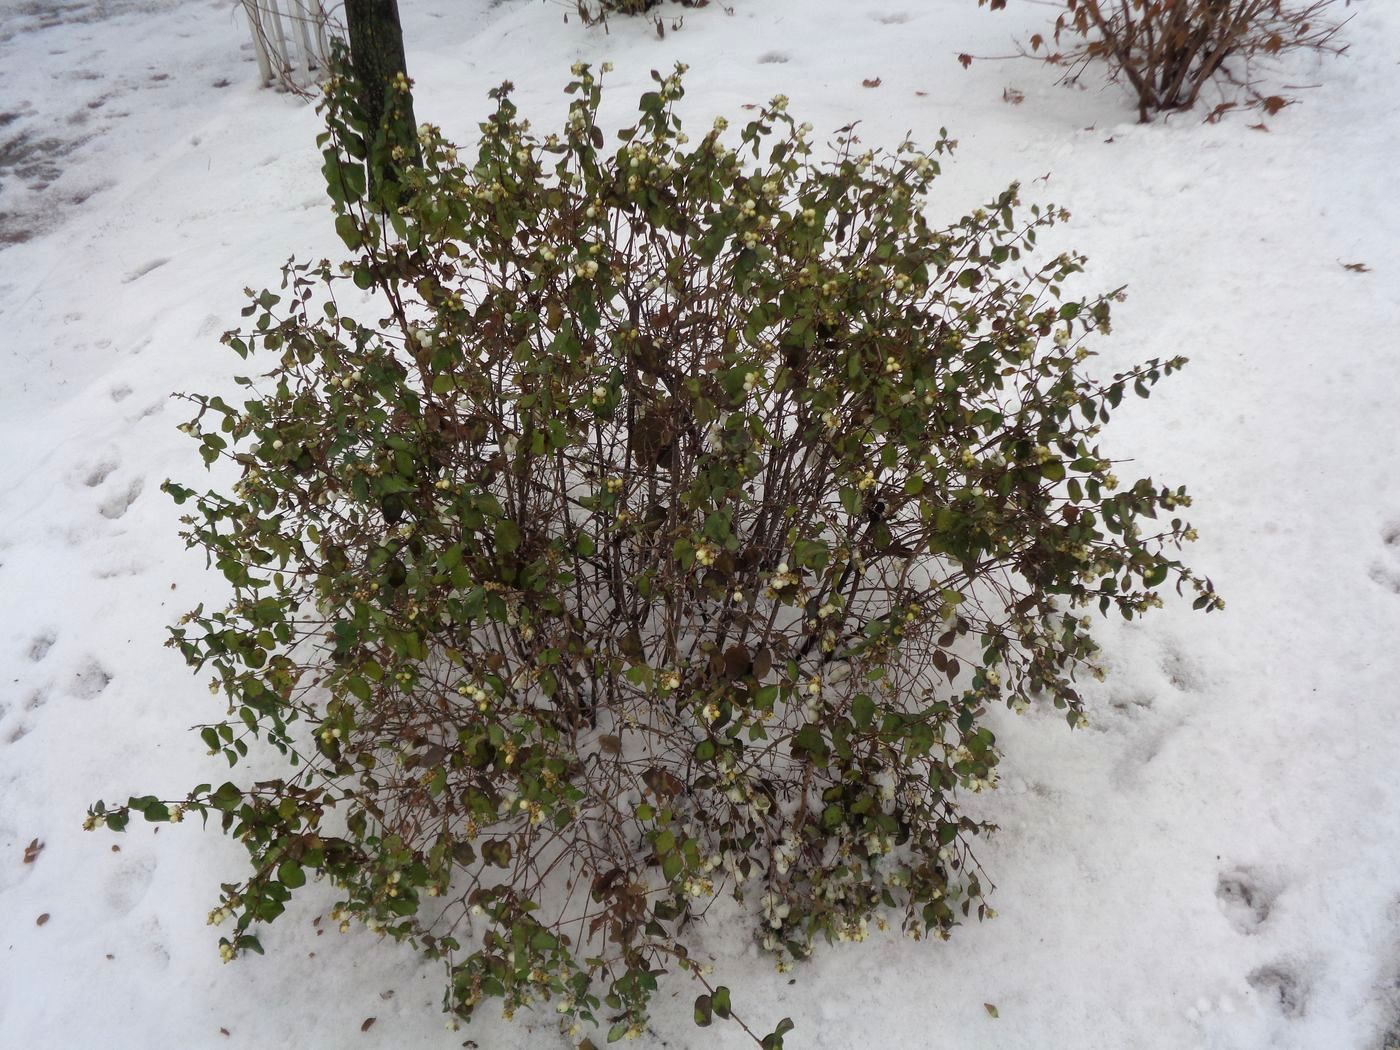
[{"x1": 1, "y1": 0, "x2": 1398, "y2": 1047}]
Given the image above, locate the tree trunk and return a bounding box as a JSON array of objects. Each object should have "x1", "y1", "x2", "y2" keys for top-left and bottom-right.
[{"x1": 343, "y1": 0, "x2": 418, "y2": 177}]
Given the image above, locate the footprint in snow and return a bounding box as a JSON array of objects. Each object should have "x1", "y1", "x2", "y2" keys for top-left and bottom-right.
[
  {"x1": 105, "y1": 854, "x2": 156, "y2": 916},
  {"x1": 1369, "y1": 522, "x2": 1400, "y2": 594},
  {"x1": 1104, "y1": 695, "x2": 1186, "y2": 788},
  {"x1": 6, "y1": 686, "x2": 48, "y2": 742},
  {"x1": 28, "y1": 631, "x2": 55, "y2": 661},
  {"x1": 82, "y1": 458, "x2": 118, "y2": 487},
  {"x1": 139, "y1": 914, "x2": 172, "y2": 969},
  {"x1": 99, "y1": 477, "x2": 142, "y2": 519},
  {"x1": 757, "y1": 51, "x2": 789, "y2": 64},
  {"x1": 1158, "y1": 639, "x2": 1204, "y2": 693},
  {"x1": 70, "y1": 659, "x2": 111, "y2": 700},
  {"x1": 1217, "y1": 867, "x2": 1280, "y2": 935},
  {"x1": 1247, "y1": 962, "x2": 1311, "y2": 1018}
]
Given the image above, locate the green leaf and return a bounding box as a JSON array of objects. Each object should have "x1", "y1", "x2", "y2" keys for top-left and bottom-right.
[
  {"x1": 661, "y1": 852, "x2": 683, "y2": 882},
  {"x1": 495, "y1": 520, "x2": 521, "y2": 555},
  {"x1": 210, "y1": 783, "x2": 242, "y2": 813},
  {"x1": 278, "y1": 860, "x2": 306, "y2": 889},
  {"x1": 839, "y1": 486, "x2": 861, "y2": 517},
  {"x1": 694, "y1": 993, "x2": 713, "y2": 1027},
  {"x1": 713, "y1": 986, "x2": 732, "y2": 1020},
  {"x1": 762, "y1": 1017, "x2": 795, "y2": 1049},
  {"x1": 334, "y1": 214, "x2": 362, "y2": 250},
  {"x1": 794, "y1": 723, "x2": 828, "y2": 762},
  {"x1": 792, "y1": 538, "x2": 829, "y2": 570},
  {"x1": 851, "y1": 694, "x2": 876, "y2": 730}
]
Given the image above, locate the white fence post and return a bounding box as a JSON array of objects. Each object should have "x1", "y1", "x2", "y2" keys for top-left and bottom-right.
[
  {"x1": 242, "y1": 0, "x2": 275, "y2": 85},
  {"x1": 240, "y1": 0, "x2": 338, "y2": 93}
]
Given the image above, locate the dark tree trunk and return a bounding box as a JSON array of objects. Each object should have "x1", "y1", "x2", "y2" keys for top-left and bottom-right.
[{"x1": 343, "y1": 0, "x2": 418, "y2": 176}]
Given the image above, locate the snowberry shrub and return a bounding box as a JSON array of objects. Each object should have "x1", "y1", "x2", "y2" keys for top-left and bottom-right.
[{"x1": 90, "y1": 63, "x2": 1219, "y2": 1045}]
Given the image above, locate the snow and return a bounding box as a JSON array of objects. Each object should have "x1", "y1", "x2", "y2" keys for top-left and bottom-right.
[{"x1": 2, "y1": 0, "x2": 1398, "y2": 1047}]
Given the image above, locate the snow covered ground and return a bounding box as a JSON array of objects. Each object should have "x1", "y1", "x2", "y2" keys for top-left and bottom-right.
[{"x1": 2, "y1": 0, "x2": 1399, "y2": 1047}]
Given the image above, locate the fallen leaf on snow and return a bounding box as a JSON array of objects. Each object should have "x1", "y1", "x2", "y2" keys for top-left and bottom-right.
[
  {"x1": 862, "y1": 78, "x2": 882, "y2": 88},
  {"x1": 958, "y1": 53, "x2": 974, "y2": 69},
  {"x1": 23, "y1": 838, "x2": 44, "y2": 864},
  {"x1": 1342, "y1": 261, "x2": 1371, "y2": 273},
  {"x1": 361, "y1": 1017, "x2": 376, "y2": 1032},
  {"x1": 36, "y1": 913, "x2": 50, "y2": 926},
  {"x1": 984, "y1": 1002, "x2": 1000, "y2": 1018}
]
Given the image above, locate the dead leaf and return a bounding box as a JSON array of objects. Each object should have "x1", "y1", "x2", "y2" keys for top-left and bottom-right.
[
  {"x1": 1002, "y1": 87, "x2": 1025, "y2": 105},
  {"x1": 915, "y1": 90, "x2": 928, "y2": 97},
  {"x1": 984, "y1": 1003, "x2": 1000, "y2": 1018},
  {"x1": 361, "y1": 1016, "x2": 377, "y2": 1032},
  {"x1": 1262, "y1": 95, "x2": 1289, "y2": 116},
  {"x1": 862, "y1": 77, "x2": 882, "y2": 88},
  {"x1": 1206, "y1": 101, "x2": 1238, "y2": 124},
  {"x1": 1248, "y1": 122, "x2": 1270, "y2": 132},
  {"x1": 1342, "y1": 261, "x2": 1371, "y2": 273},
  {"x1": 219, "y1": 1029, "x2": 230, "y2": 1038},
  {"x1": 22, "y1": 838, "x2": 43, "y2": 864},
  {"x1": 642, "y1": 766, "x2": 684, "y2": 797},
  {"x1": 36, "y1": 913, "x2": 50, "y2": 926},
  {"x1": 958, "y1": 53, "x2": 974, "y2": 69}
]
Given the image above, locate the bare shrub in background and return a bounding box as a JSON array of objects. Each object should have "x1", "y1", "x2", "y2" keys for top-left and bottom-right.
[{"x1": 979, "y1": 0, "x2": 1350, "y2": 121}]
